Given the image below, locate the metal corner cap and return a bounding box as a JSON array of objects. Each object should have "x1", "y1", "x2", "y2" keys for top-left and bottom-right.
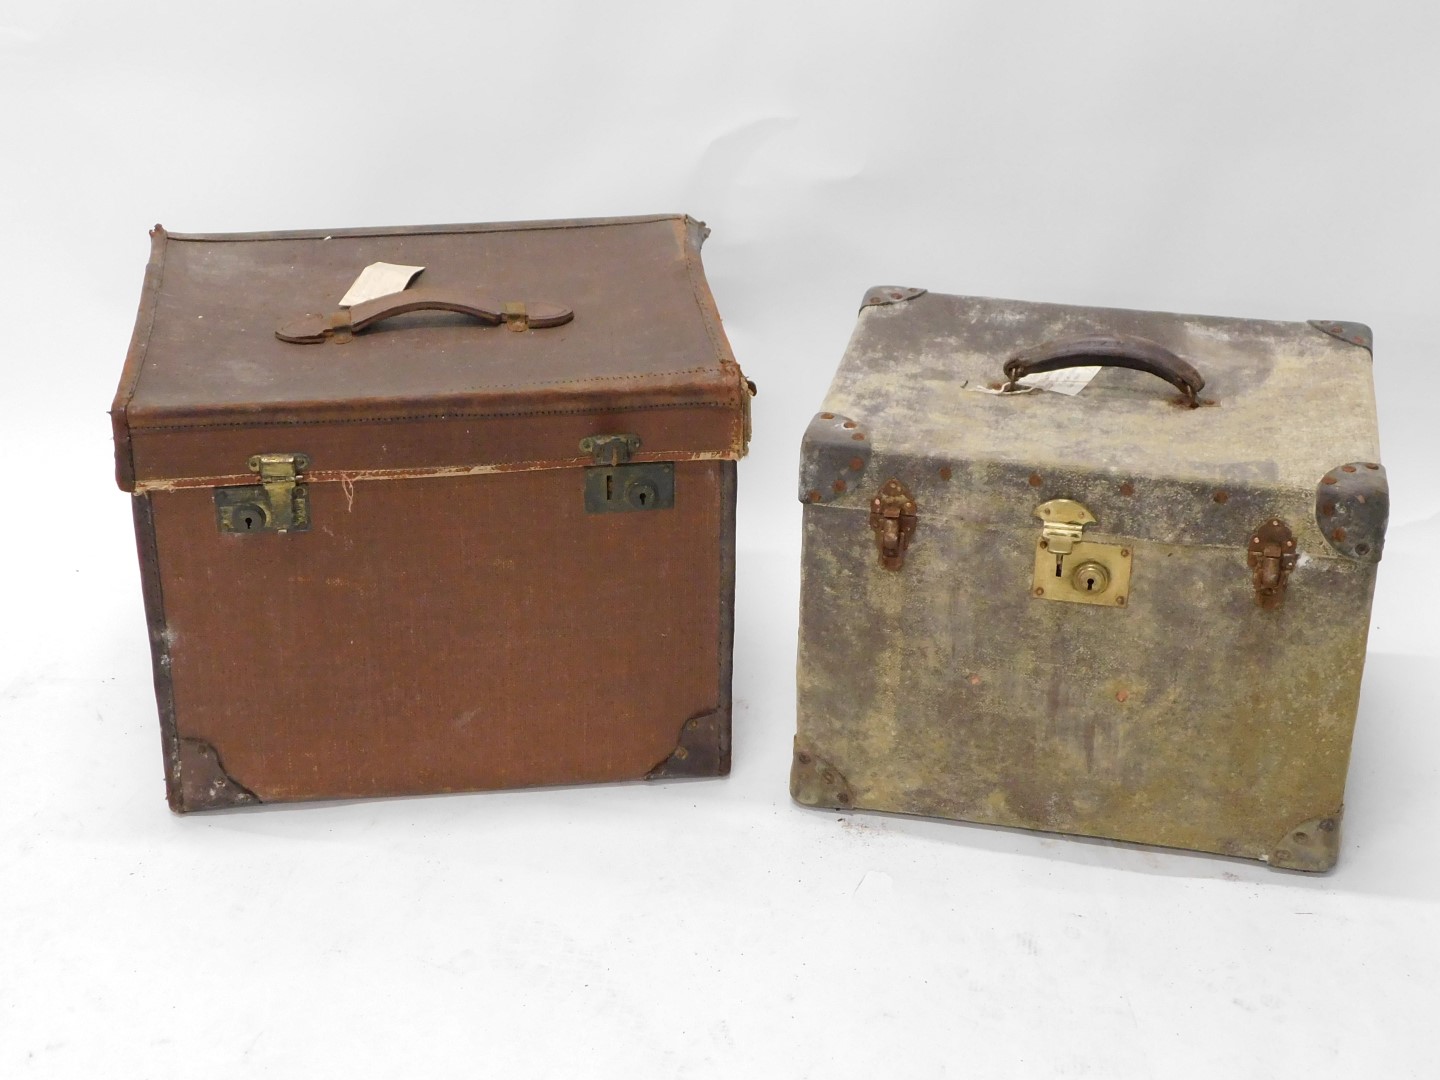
[
  {"x1": 861, "y1": 286, "x2": 927, "y2": 310},
  {"x1": 1308, "y1": 320, "x2": 1373, "y2": 354}
]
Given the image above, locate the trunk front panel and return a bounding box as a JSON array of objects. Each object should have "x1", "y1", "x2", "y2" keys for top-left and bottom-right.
[
  {"x1": 147, "y1": 461, "x2": 731, "y2": 804},
  {"x1": 796, "y1": 497, "x2": 1374, "y2": 868}
]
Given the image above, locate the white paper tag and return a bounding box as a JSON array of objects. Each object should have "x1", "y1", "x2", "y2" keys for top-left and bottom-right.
[
  {"x1": 339, "y1": 262, "x2": 425, "y2": 307},
  {"x1": 1017, "y1": 366, "x2": 1102, "y2": 396}
]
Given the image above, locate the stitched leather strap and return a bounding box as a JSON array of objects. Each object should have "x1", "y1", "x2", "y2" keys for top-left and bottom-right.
[
  {"x1": 1003, "y1": 334, "x2": 1205, "y2": 404},
  {"x1": 276, "y1": 288, "x2": 573, "y2": 343}
]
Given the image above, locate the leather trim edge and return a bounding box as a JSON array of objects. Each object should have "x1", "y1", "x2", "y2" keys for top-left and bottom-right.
[
  {"x1": 111, "y1": 226, "x2": 169, "y2": 492},
  {"x1": 132, "y1": 493, "x2": 183, "y2": 811}
]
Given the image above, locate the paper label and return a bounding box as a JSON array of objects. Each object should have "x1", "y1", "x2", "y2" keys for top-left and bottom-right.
[
  {"x1": 1017, "y1": 366, "x2": 1102, "y2": 396},
  {"x1": 339, "y1": 262, "x2": 425, "y2": 307}
]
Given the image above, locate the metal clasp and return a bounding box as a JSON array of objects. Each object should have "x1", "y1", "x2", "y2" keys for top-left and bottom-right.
[
  {"x1": 580, "y1": 433, "x2": 674, "y2": 513},
  {"x1": 215, "y1": 453, "x2": 311, "y2": 534},
  {"x1": 869, "y1": 479, "x2": 917, "y2": 570},
  {"x1": 1032, "y1": 499, "x2": 1131, "y2": 607},
  {"x1": 1248, "y1": 519, "x2": 1297, "y2": 609}
]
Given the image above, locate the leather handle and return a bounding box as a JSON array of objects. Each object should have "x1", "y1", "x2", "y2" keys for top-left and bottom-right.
[
  {"x1": 276, "y1": 287, "x2": 573, "y2": 343},
  {"x1": 1002, "y1": 334, "x2": 1205, "y2": 405}
]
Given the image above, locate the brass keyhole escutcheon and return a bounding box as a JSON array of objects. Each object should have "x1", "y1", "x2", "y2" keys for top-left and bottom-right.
[{"x1": 1070, "y1": 561, "x2": 1110, "y2": 594}]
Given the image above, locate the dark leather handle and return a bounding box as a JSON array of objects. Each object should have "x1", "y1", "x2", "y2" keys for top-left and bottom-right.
[
  {"x1": 276, "y1": 287, "x2": 573, "y2": 343},
  {"x1": 1003, "y1": 334, "x2": 1205, "y2": 405}
]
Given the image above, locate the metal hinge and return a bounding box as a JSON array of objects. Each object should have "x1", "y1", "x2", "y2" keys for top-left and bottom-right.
[
  {"x1": 1248, "y1": 519, "x2": 1297, "y2": 609},
  {"x1": 214, "y1": 453, "x2": 311, "y2": 534},
  {"x1": 1032, "y1": 499, "x2": 1131, "y2": 607},
  {"x1": 869, "y1": 479, "x2": 917, "y2": 570},
  {"x1": 580, "y1": 434, "x2": 674, "y2": 513}
]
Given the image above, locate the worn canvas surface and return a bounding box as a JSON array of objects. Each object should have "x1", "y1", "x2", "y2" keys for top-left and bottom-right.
[{"x1": 794, "y1": 292, "x2": 1384, "y2": 870}]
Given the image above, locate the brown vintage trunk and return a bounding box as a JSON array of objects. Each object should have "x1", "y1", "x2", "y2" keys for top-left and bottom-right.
[{"x1": 113, "y1": 216, "x2": 751, "y2": 811}]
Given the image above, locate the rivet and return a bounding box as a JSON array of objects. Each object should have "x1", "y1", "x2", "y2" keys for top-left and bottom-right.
[
  {"x1": 1116, "y1": 690, "x2": 1129, "y2": 702},
  {"x1": 1252, "y1": 536, "x2": 1261, "y2": 544},
  {"x1": 1039, "y1": 539, "x2": 1049, "y2": 550},
  {"x1": 842, "y1": 420, "x2": 856, "y2": 429},
  {"x1": 1119, "y1": 482, "x2": 1135, "y2": 497},
  {"x1": 1120, "y1": 548, "x2": 1130, "y2": 557},
  {"x1": 686, "y1": 718, "x2": 698, "y2": 730},
  {"x1": 674, "y1": 747, "x2": 689, "y2": 760},
  {"x1": 889, "y1": 291, "x2": 902, "y2": 300},
  {"x1": 836, "y1": 792, "x2": 852, "y2": 805},
  {"x1": 939, "y1": 466, "x2": 952, "y2": 481},
  {"x1": 1356, "y1": 494, "x2": 1366, "y2": 504},
  {"x1": 1321, "y1": 503, "x2": 1335, "y2": 516},
  {"x1": 1284, "y1": 540, "x2": 1294, "y2": 547},
  {"x1": 1213, "y1": 491, "x2": 1229, "y2": 504},
  {"x1": 969, "y1": 675, "x2": 982, "y2": 686},
  {"x1": 820, "y1": 412, "x2": 835, "y2": 420},
  {"x1": 1115, "y1": 596, "x2": 1126, "y2": 606},
  {"x1": 850, "y1": 457, "x2": 864, "y2": 471},
  {"x1": 797, "y1": 752, "x2": 812, "y2": 765},
  {"x1": 807, "y1": 489, "x2": 822, "y2": 503},
  {"x1": 1355, "y1": 542, "x2": 1370, "y2": 555},
  {"x1": 1319, "y1": 818, "x2": 1336, "y2": 832},
  {"x1": 1342, "y1": 464, "x2": 1357, "y2": 473},
  {"x1": 1294, "y1": 831, "x2": 1309, "y2": 843},
  {"x1": 1275, "y1": 848, "x2": 1292, "y2": 862},
  {"x1": 1365, "y1": 463, "x2": 1379, "y2": 470},
  {"x1": 1034, "y1": 587, "x2": 1045, "y2": 597},
  {"x1": 1028, "y1": 473, "x2": 1043, "y2": 487},
  {"x1": 852, "y1": 433, "x2": 866, "y2": 441},
  {"x1": 1332, "y1": 527, "x2": 1347, "y2": 541},
  {"x1": 833, "y1": 479, "x2": 847, "y2": 494},
  {"x1": 1322, "y1": 475, "x2": 1338, "y2": 485}
]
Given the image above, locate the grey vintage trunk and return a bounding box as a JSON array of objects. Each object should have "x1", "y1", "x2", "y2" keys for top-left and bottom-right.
[{"x1": 792, "y1": 288, "x2": 1385, "y2": 871}]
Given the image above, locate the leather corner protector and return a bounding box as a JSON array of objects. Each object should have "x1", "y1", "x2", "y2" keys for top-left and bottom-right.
[
  {"x1": 862, "y1": 285, "x2": 926, "y2": 310},
  {"x1": 177, "y1": 737, "x2": 261, "y2": 812},
  {"x1": 647, "y1": 708, "x2": 729, "y2": 779},
  {"x1": 1308, "y1": 320, "x2": 1373, "y2": 354},
  {"x1": 1268, "y1": 811, "x2": 1342, "y2": 872},
  {"x1": 799, "y1": 412, "x2": 871, "y2": 504},
  {"x1": 1316, "y1": 463, "x2": 1387, "y2": 562},
  {"x1": 790, "y1": 742, "x2": 854, "y2": 809}
]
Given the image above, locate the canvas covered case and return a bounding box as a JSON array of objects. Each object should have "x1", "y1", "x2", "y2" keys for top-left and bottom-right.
[
  {"x1": 792, "y1": 287, "x2": 1385, "y2": 871},
  {"x1": 113, "y1": 215, "x2": 751, "y2": 812}
]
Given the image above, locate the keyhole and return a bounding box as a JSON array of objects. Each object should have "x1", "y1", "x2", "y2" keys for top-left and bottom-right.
[
  {"x1": 1055, "y1": 556, "x2": 1063, "y2": 578},
  {"x1": 243, "y1": 514, "x2": 256, "y2": 530},
  {"x1": 1069, "y1": 561, "x2": 1110, "y2": 594},
  {"x1": 606, "y1": 473, "x2": 614, "y2": 501},
  {"x1": 626, "y1": 479, "x2": 658, "y2": 509}
]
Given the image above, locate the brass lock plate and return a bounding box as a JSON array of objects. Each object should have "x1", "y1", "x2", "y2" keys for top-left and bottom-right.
[
  {"x1": 1032, "y1": 540, "x2": 1131, "y2": 606},
  {"x1": 214, "y1": 453, "x2": 311, "y2": 534},
  {"x1": 1031, "y1": 499, "x2": 1131, "y2": 607},
  {"x1": 583, "y1": 463, "x2": 675, "y2": 513}
]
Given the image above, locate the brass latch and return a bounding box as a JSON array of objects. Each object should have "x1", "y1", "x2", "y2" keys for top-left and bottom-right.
[
  {"x1": 580, "y1": 434, "x2": 674, "y2": 513},
  {"x1": 1248, "y1": 519, "x2": 1297, "y2": 609},
  {"x1": 1032, "y1": 499, "x2": 1130, "y2": 607},
  {"x1": 214, "y1": 453, "x2": 311, "y2": 534},
  {"x1": 869, "y1": 479, "x2": 917, "y2": 570}
]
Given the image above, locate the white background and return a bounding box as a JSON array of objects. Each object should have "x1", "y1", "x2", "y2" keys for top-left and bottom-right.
[{"x1": 3, "y1": 2, "x2": 1438, "y2": 1076}]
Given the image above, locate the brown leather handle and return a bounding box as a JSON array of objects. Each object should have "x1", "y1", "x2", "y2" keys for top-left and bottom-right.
[
  {"x1": 1003, "y1": 334, "x2": 1205, "y2": 405},
  {"x1": 276, "y1": 287, "x2": 573, "y2": 343}
]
